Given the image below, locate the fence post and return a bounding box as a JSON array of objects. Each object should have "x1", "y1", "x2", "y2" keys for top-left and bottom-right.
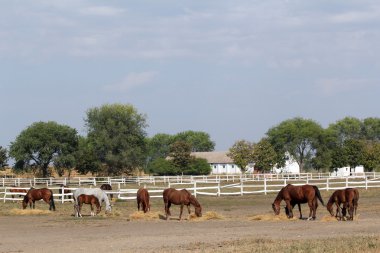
[
  {"x1": 264, "y1": 177, "x2": 267, "y2": 195},
  {"x1": 365, "y1": 177, "x2": 368, "y2": 190},
  {"x1": 217, "y1": 181, "x2": 221, "y2": 197},
  {"x1": 346, "y1": 177, "x2": 349, "y2": 188},
  {"x1": 93, "y1": 178, "x2": 96, "y2": 186},
  {"x1": 61, "y1": 185, "x2": 65, "y2": 204},
  {"x1": 3, "y1": 187, "x2": 7, "y2": 203},
  {"x1": 193, "y1": 181, "x2": 197, "y2": 197},
  {"x1": 2, "y1": 178, "x2": 4, "y2": 187},
  {"x1": 240, "y1": 175, "x2": 243, "y2": 196},
  {"x1": 284, "y1": 179, "x2": 287, "y2": 186},
  {"x1": 326, "y1": 178, "x2": 329, "y2": 191}
]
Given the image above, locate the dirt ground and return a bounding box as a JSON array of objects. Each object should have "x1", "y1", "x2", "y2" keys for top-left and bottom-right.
[{"x1": 1, "y1": 188, "x2": 380, "y2": 253}]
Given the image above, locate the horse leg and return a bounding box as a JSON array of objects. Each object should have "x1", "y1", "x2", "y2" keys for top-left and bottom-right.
[
  {"x1": 137, "y1": 198, "x2": 140, "y2": 211},
  {"x1": 179, "y1": 204, "x2": 184, "y2": 221},
  {"x1": 91, "y1": 204, "x2": 94, "y2": 216},
  {"x1": 285, "y1": 200, "x2": 293, "y2": 218},
  {"x1": 307, "y1": 200, "x2": 313, "y2": 220},
  {"x1": 335, "y1": 203, "x2": 342, "y2": 220},
  {"x1": 297, "y1": 204, "x2": 302, "y2": 219},
  {"x1": 187, "y1": 204, "x2": 191, "y2": 215}
]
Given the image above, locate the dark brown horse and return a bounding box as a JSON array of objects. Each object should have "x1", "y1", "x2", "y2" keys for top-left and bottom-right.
[
  {"x1": 22, "y1": 188, "x2": 56, "y2": 211},
  {"x1": 272, "y1": 184, "x2": 324, "y2": 220},
  {"x1": 326, "y1": 188, "x2": 359, "y2": 221},
  {"x1": 76, "y1": 194, "x2": 101, "y2": 217},
  {"x1": 100, "y1": 184, "x2": 113, "y2": 200},
  {"x1": 137, "y1": 188, "x2": 150, "y2": 213},
  {"x1": 163, "y1": 188, "x2": 202, "y2": 220}
]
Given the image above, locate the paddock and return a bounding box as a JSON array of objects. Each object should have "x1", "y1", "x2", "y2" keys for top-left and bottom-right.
[{"x1": 0, "y1": 188, "x2": 380, "y2": 252}]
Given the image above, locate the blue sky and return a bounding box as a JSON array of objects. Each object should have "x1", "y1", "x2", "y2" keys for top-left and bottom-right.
[{"x1": 1, "y1": 1, "x2": 380, "y2": 152}]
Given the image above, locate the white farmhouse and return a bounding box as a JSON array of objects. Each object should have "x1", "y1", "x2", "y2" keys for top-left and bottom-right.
[
  {"x1": 331, "y1": 165, "x2": 365, "y2": 177},
  {"x1": 191, "y1": 151, "x2": 254, "y2": 174},
  {"x1": 272, "y1": 153, "x2": 300, "y2": 174}
]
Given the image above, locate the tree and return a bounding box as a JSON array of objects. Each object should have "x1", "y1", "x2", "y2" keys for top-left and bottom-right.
[
  {"x1": 174, "y1": 130, "x2": 215, "y2": 152},
  {"x1": 74, "y1": 136, "x2": 102, "y2": 176},
  {"x1": 168, "y1": 141, "x2": 192, "y2": 169},
  {"x1": 146, "y1": 158, "x2": 178, "y2": 176},
  {"x1": 9, "y1": 121, "x2": 78, "y2": 177},
  {"x1": 362, "y1": 141, "x2": 380, "y2": 172},
  {"x1": 363, "y1": 117, "x2": 380, "y2": 141},
  {"x1": 266, "y1": 117, "x2": 323, "y2": 173},
  {"x1": 327, "y1": 117, "x2": 363, "y2": 145},
  {"x1": 186, "y1": 158, "x2": 211, "y2": 175},
  {"x1": 252, "y1": 138, "x2": 277, "y2": 172},
  {"x1": 227, "y1": 140, "x2": 254, "y2": 173},
  {"x1": 85, "y1": 104, "x2": 148, "y2": 175},
  {"x1": 343, "y1": 139, "x2": 365, "y2": 169},
  {"x1": 146, "y1": 133, "x2": 174, "y2": 170},
  {"x1": 0, "y1": 146, "x2": 8, "y2": 168}
]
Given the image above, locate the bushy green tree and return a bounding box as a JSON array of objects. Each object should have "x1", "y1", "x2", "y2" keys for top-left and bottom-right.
[
  {"x1": 74, "y1": 136, "x2": 102, "y2": 175},
  {"x1": 252, "y1": 138, "x2": 277, "y2": 172},
  {"x1": 85, "y1": 103, "x2": 147, "y2": 175},
  {"x1": 147, "y1": 158, "x2": 178, "y2": 175},
  {"x1": 0, "y1": 146, "x2": 8, "y2": 168},
  {"x1": 227, "y1": 140, "x2": 254, "y2": 173},
  {"x1": 174, "y1": 130, "x2": 215, "y2": 152},
  {"x1": 10, "y1": 121, "x2": 78, "y2": 177}
]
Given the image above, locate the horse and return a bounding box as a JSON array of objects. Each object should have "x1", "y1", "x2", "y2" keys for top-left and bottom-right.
[
  {"x1": 22, "y1": 188, "x2": 56, "y2": 211},
  {"x1": 58, "y1": 184, "x2": 71, "y2": 200},
  {"x1": 163, "y1": 188, "x2": 202, "y2": 220},
  {"x1": 76, "y1": 194, "x2": 101, "y2": 217},
  {"x1": 100, "y1": 184, "x2": 113, "y2": 200},
  {"x1": 272, "y1": 184, "x2": 324, "y2": 220},
  {"x1": 9, "y1": 187, "x2": 28, "y2": 200},
  {"x1": 73, "y1": 188, "x2": 111, "y2": 217},
  {"x1": 326, "y1": 188, "x2": 359, "y2": 221},
  {"x1": 137, "y1": 188, "x2": 150, "y2": 213}
]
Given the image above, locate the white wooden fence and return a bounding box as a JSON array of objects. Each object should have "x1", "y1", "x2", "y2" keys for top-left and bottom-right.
[{"x1": 1, "y1": 174, "x2": 380, "y2": 203}]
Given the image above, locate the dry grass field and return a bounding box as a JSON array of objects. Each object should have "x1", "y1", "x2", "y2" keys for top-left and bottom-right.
[{"x1": 0, "y1": 187, "x2": 379, "y2": 253}]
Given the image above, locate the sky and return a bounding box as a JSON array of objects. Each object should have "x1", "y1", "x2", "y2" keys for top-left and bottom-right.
[{"x1": 1, "y1": 0, "x2": 380, "y2": 153}]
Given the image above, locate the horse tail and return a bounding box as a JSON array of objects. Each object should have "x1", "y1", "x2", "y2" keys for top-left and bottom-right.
[
  {"x1": 313, "y1": 186, "x2": 325, "y2": 206},
  {"x1": 50, "y1": 190, "x2": 56, "y2": 211}
]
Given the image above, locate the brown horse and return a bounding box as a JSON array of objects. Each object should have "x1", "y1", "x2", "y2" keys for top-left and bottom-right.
[
  {"x1": 137, "y1": 188, "x2": 150, "y2": 213},
  {"x1": 272, "y1": 184, "x2": 324, "y2": 220},
  {"x1": 76, "y1": 194, "x2": 101, "y2": 217},
  {"x1": 100, "y1": 184, "x2": 113, "y2": 200},
  {"x1": 22, "y1": 188, "x2": 56, "y2": 211},
  {"x1": 9, "y1": 187, "x2": 28, "y2": 199},
  {"x1": 326, "y1": 188, "x2": 359, "y2": 221},
  {"x1": 163, "y1": 188, "x2": 202, "y2": 220}
]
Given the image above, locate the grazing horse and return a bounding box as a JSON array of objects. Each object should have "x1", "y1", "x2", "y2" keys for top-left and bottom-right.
[
  {"x1": 73, "y1": 188, "x2": 111, "y2": 217},
  {"x1": 22, "y1": 188, "x2": 56, "y2": 211},
  {"x1": 76, "y1": 194, "x2": 101, "y2": 217},
  {"x1": 163, "y1": 188, "x2": 202, "y2": 220},
  {"x1": 272, "y1": 184, "x2": 324, "y2": 220},
  {"x1": 326, "y1": 188, "x2": 359, "y2": 221},
  {"x1": 137, "y1": 188, "x2": 150, "y2": 213},
  {"x1": 100, "y1": 184, "x2": 113, "y2": 200},
  {"x1": 9, "y1": 187, "x2": 28, "y2": 200},
  {"x1": 58, "y1": 184, "x2": 71, "y2": 200}
]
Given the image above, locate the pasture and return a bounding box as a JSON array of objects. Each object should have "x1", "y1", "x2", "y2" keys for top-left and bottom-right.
[{"x1": 0, "y1": 187, "x2": 380, "y2": 253}]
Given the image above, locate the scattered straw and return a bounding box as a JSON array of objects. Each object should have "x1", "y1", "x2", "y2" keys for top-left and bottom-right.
[
  {"x1": 9, "y1": 208, "x2": 52, "y2": 216},
  {"x1": 248, "y1": 213, "x2": 297, "y2": 221},
  {"x1": 189, "y1": 211, "x2": 224, "y2": 221},
  {"x1": 129, "y1": 211, "x2": 161, "y2": 220}
]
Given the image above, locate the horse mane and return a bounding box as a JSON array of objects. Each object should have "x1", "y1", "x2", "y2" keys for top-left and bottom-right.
[{"x1": 189, "y1": 195, "x2": 201, "y2": 208}]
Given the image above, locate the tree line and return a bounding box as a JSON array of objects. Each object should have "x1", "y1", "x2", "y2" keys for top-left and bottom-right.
[{"x1": 0, "y1": 103, "x2": 379, "y2": 176}]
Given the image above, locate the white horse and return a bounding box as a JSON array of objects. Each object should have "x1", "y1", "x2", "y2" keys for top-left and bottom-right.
[{"x1": 73, "y1": 188, "x2": 112, "y2": 217}]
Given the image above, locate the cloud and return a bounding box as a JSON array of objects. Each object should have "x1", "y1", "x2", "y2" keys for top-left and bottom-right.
[
  {"x1": 104, "y1": 71, "x2": 158, "y2": 92},
  {"x1": 79, "y1": 6, "x2": 125, "y2": 16},
  {"x1": 315, "y1": 78, "x2": 376, "y2": 96}
]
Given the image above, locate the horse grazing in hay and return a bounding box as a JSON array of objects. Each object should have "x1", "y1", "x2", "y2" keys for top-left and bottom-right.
[
  {"x1": 100, "y1": 184, "x2": 113, "y2": 200},
  {"x1": 73, "y1": 188, "x2": 111, "y2": 217},
  {"x1": 137, "y1": 188, "x2": 150, "y2": 213},
  {"x1": 22, "y1": 188, "x2": 56, "y2": 211},
  {"x1": 76, "y1": 194, "x2": 101, "y2": 217},
  {"x1": 163, "y1": 188, "x2": 202, "y2": 220},
  {"x1": 272, "y1": 184, "x2": 324, "y2": 220},
  {"x1": 327, "y1": 188, "x2": 359, "y2": 221}
]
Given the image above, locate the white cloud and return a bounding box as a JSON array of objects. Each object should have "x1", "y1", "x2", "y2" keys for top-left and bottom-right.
[
  {"x1": 104, "y1": 71, "x2": 158, "y2": 92},
  {"x1": 315, "y1": 78, "x2": 376, "y2": 96}
]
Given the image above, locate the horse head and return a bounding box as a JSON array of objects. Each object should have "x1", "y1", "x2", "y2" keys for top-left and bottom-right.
[
  {"x1": 105, "y1": 203, "x2": 112, "y2": 213},
  {"x1": 272, "y1": 202, "x2": 280, "y2": 215},
  {"x1": 22, "y1": 195, "x2": 29, "y2": 209},
  {"x1": 326, "y1": 202, "x2": 334, "y2": 216},
  {"x1": 195, "y1": 205, "x2": 202, "y2": 217}
]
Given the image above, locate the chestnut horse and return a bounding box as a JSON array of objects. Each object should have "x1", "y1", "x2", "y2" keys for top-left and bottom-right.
[
  {"x1": 326, "y1": 188, "x2": 359, "y2": 221},
  {"x1": 163, "y1": 188, "x2": 202, "y2": 220},
  {"x1": 100, "y1": 184, "x2": 113, "y2": 200},
  {"x1": 272, "y1": 184, "x2": 324, "y2": 220},
  {"x1": 9, "y1": 187, "x2": 27, "y2": 199},
  {"x1": 76, "y1": 194, "x2": 101, "y2": 217},
  {"x1": 22, "y1": 188, "x2": 56, "y2": 211},
  {"x1": 137, "y1": 188, "x2": 150, "y2": 213}
]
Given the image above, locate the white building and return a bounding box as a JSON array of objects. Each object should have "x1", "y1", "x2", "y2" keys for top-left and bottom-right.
[
  {"x1": 272, "y1": 153, "x2": 300, "y2": 174},
  {"x1": 331, "y1": 165, "x2": 364, "y2": 177},
  {"x1": 191, "y1": 151, "x2": 254, "y2": 174}
]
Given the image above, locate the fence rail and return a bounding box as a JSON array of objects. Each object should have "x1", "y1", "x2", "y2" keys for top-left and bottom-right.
[{"x1": 2, "y1": 173, "x2": 380, "y2": 204}]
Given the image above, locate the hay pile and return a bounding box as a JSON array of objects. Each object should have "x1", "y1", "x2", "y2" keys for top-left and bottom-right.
[
  {"x1": 320, "y1": 215, "x2": 338, "y2": 222},
  {"x1": 189, "y1": 211, "x2": 224, "y2": 221},
  {"x1": 248, "y1": 213, "x2": 296, "y2": 221},
  {"x1": 129, "y1": 211, "x2": 161, "y2": 220},
  {"x1": 9, "y1": 208, "x2": 52, "y2": 216}
]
